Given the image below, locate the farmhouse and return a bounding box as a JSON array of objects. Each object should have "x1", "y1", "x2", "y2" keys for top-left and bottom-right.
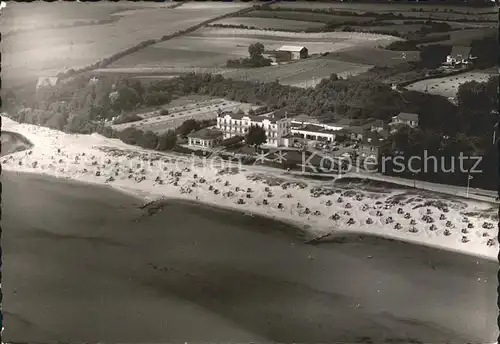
[
  {"x1": 217, "y1": 112, "x2": 291, "y2": 147},
  {"x1": 36, "y1": 76, "x2": 59, "y2": 90},
  {"x1": 278, "y1": 45, "x2": 308, "y2": 60},
  {"x1": 390, "y1": 112, "x2": 419, "y2": 129},
  {"x1": 187, "y1": 128, "x2": 223, "y2": 149},
  {"x1": 445, "y1": 46, "x2": 474, "y2": 66}
]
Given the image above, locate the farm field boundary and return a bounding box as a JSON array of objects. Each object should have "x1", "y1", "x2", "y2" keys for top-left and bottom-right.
[{"x1": 57, "y1": 3, "x2": 265, "y2": 82}]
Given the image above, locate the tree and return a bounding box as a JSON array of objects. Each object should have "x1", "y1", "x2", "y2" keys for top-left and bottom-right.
[
  {"x1": 117, "y1": 127, "x2": 142, "y2": 145},
  {"x1": 248, "y1": 42, "x2": 265, "y2": 59},
  {"x1": 245, "y1": 125, "x2": 267, "y2": 150},
  {"x1": 137, "y1": 130, "x2": 159, "y2": 149},
  {"x1": 176, "y1": 119, "x2": 201, "y2": 137},
  {"x1": 156, "y1": 130, "x2": 177, "y2": 151}
]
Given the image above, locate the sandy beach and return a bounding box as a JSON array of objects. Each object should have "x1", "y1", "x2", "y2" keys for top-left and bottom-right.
[{"x1": 1, "y1": 115, "x2": 498, "y2": 260}]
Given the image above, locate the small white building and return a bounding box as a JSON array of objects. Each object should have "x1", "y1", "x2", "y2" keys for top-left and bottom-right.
[
  {"x1": 217, "y1": 112, "x2": 291, "y2": 147},
  {"x1": 187, "y1": 128, "x2": 223, "y2": 149},
  {"x1": 278, "y1": 45, "x2": 308, "y2": 60},
  {"x1": 445, "y1": 46, "x2": 474, "y2": 66}
]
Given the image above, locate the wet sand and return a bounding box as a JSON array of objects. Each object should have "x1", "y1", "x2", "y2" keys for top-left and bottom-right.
[{"x1": 2, "y1": 171, "x2": 498, "y2": 343}]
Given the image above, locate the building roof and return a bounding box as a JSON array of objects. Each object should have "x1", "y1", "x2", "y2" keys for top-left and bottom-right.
[
  {"x1": 278, "y1": 45, "x2": 307, "y2": 52},
  {"x1": 187, "y1": 128, "x2": 223, "y2": 140},
  {"x1": 349, "y1": 126, "x2": 365, "y2": 134},
  {"x1": 334, "y1": 118, "x2": 354, "y2": 126},
  {"x1": 291, "y1": 114, "x2": 319, "y2": 124},
  {"x1": 396, "y1": 112, "x2": 419, "y2": 122},
  {"x1": 221, "y1": 112, "x2": 282, "y2": 124},
  {"x1": 450, "y1": 46, "x2": 472, "y2": 59},
  {"x1": 36, "y1": 76, "x2": 59, "y2": 88},
  {"x1": 296, "y1": 124, "x2": 336, "y2": 135}
]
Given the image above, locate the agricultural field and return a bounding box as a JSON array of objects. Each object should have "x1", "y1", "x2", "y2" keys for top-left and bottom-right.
[
  {"x1": 419, "y1": 27, "x2": 497, "y2": 46},
  {"x1": 111, "y1": 98, "x2": 257, "y2": 134},
  {"x1": 222, "y1": 57, "x2": 372, "y2": 88},
  {"x1": 344, "y1": 23, "x2": 426, "y2": 35},
  {"x1": 0, "y1": 2, "x2": 171, "y2": 34},
  {"x1": 212, "y1": 17, "x2": 325, "y2": 31},
  {"x1": 2, "y1": 2, "x2": 252, "y2": 88},
  {"x1": 110, "y1": 27, "x2": 400, "y2": 70},
  {"x1": 325, "y1": 46, "x2": 420, "y2": 66},
  {"x1": 243, "y1": 9, "x2": 376, "y2": 24},
  {"x1": 405, "y1": 71, "x2": 494, "y2": 98}
]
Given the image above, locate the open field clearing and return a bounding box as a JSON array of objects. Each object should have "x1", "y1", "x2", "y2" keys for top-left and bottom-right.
[
  {"x1": 325, "y1": 47, "x2": 419, "y2": 66},
  {"x1": 2, "y1": 2, "x2": 252, "y2": 88},
  {"x1": 187, "y1": 27, "x2": 402, "y2": 44},
  {"x1": 110, "y1": 27, "x2": 399, "y2": 70},
  {"x1": 0, "y1": 2, "x2": 170, "y2": 34},
  {"x1": 223, "y1": 57, "x2": 372, "y2": 87},
  {"x1": 243, "y1": 10, "x2": 376, "y2": 24},
  {"x1": 405, "y1": 71, "x2": 494, "y2": 98},
  {"x1": 270, "y1": 2, "x2": 497, "y2": 14},
  {"x1": 213, "y1": 17, "x2": 326, "y2": 31},
  {"x1": 420, "y1": 27, "x2": 497, "y2": 46},
  {"x1": 111, "y1": 99, "x2": 256, "y2": 134}
]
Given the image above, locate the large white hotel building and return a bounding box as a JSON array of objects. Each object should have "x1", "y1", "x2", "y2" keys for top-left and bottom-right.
[{"x1": 217, "y1": 112, "x2": 292, "y2": 147}]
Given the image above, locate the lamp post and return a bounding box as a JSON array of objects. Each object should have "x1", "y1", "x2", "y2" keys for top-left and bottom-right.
[{"x1": 466, "y1": 174, "x2": 473, "y2": 197}]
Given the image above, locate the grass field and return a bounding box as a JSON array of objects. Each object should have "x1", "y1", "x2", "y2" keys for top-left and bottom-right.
[
  {"x1": 0, "y1": 2, "x2": 169, "y2": 34},
  {"x1": 2, "y1": 2, "x2": 252, "y2": 88},
  {"x1": 243, "y1": 9, "x2": 376, "y2": 24},
  {"x1": 405, "y1": 71, "x2": 494, "y2": 98},
  {"x1": 213, "y1": 17, "x2": 326, "y2": 31},
  {"x1": 110, "y1": 27, "x2": 399, "y2": 70},
  {"x1": 346, "y1": 24, "x2": 426, "y2": 35},
  {"x1": 222, "y1": 57, "x2": 372, "y2": 87}
]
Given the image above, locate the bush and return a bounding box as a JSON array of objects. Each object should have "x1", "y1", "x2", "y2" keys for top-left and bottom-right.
[{"x1": 117, "y1": 127, "x2": 143, "y2": 145}]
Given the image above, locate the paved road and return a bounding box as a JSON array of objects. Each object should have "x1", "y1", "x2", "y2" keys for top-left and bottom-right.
[{"x1": 2, "y1": 171, "x2": 497, "y2": 343}]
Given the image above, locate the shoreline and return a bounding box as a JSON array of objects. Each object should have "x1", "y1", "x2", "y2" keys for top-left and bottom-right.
[
  {"x1": 4, "y1": 168, "x2": 498, "y2": 263},
  {"x1": 1, "y1": 116, "x2": 498, "y2": 262}
]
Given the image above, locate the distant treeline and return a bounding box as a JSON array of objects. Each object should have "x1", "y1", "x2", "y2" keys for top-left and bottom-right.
[
  {"x1": 258, "y1": 4, "x2": 497, "y2": 21},
  {"x1": 270, "y1": 0, "x2": 496, "y2": 9}
]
